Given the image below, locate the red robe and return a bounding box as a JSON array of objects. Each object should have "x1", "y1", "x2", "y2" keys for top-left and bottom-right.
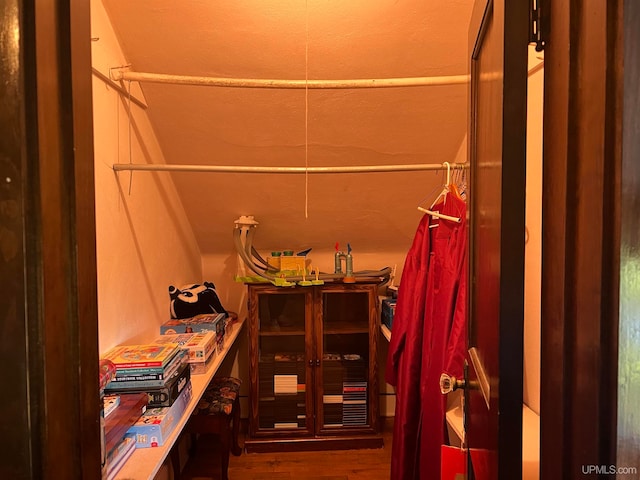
[{"x1": 386, "y1": 194, "x2": 468, "y2": 480}]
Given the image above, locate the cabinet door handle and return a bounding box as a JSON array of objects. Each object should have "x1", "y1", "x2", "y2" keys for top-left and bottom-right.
[
  {"x1": 316, "y1": 359, "x2": 320, "y2": 367},
  {"x1": 308, "y1": 359, "x2": 314, "y2": 367}
]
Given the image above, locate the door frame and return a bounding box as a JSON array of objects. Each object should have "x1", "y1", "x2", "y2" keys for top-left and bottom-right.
[
  {"x1": 466, "y1": 0, "x2": 528, "y2": 476},
  {"x1": 0, "y1": 0, "x2": 100, "y2": 478},
  {"x1": 540, "y1": 0, "x2": 623, "y2": 476}
]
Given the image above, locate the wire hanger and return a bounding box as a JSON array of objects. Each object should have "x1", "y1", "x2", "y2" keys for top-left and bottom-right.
[{"x1": 417, "y1": 162, "x2": 462, "y2": 223}]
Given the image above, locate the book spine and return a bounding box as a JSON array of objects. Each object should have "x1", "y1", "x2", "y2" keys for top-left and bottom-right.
[
  {"x1": 111, "y1": 360, "x2": 165, "y2": 368},
  {"x1": 105, "y1": 377, "x2": 167, "y2": 389},
  {"x1": 111, "y1": 373, "x2": 164, "y2": 382},
  {"x1": 115, "y1": 365, "x2": 165, "y2": 376}
]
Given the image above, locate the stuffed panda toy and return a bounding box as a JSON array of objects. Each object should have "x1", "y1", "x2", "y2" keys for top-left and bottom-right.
[{"x1": 169, "y1": 281, "x2": 228, "y2": 319}]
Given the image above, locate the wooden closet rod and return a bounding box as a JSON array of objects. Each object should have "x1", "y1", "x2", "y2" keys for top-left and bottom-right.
[
  {"x1": 110, "y1": 69, "x2": 470, "y2": 89},
  {"x1": 112, "y1": 162, "x2": 469, "y2": 174}
]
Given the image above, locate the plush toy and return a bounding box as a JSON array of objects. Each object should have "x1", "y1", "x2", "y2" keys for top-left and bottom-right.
[{"x1": 169, "y1": 281, "x2": 228, "y2": 319}]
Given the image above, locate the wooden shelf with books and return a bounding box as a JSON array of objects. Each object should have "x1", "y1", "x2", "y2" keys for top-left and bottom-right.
[{"x1": 113, "y1": 316, "x2": 245, "y2": 480}]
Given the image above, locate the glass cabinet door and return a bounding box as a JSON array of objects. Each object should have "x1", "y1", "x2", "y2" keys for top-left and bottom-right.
[
  {"x1": 254, "y1": 290, "x2": 312, "y2": 434},
  {"x1": 319, "y1": 289, "x2": 371, "y2": 432}
]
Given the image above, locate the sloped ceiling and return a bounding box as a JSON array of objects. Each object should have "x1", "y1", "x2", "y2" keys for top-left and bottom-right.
[{"x1": 101, "y1": 0, "x2": 474, "y2": 256}]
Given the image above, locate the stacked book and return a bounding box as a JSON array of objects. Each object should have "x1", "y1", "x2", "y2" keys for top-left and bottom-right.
[
  {"x1": 101, "y1": 342, "x2": 195, "y2": 450},
  {"x1": 102, "y1": 343, "x2": 190, "y2": 409},
  {"x1": 99, "y1": 360, "x2": 144, "y2": 478}
]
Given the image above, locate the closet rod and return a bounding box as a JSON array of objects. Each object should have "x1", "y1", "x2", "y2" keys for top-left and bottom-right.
[
  {"x1": 112, "y1": 162, "x2": 468, "y2": 174},
  {"x1": 110, "y1": 70, "x2": 470, "y2": 89},
  {"x1": 92, "y1": 68, "x2": 148, "y2": 109}
]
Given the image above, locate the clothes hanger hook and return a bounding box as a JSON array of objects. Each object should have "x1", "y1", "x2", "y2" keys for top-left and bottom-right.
[{"x1": 443, "y1": 161, "x2": 451, "y2": 185}]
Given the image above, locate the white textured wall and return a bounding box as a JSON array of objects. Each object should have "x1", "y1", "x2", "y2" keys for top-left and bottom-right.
[{"x1": 92, "y1": 0, "x2": 202, "y2": 353}]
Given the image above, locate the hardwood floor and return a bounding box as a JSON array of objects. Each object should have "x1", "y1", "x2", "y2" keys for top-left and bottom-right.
[{"x1": 181, "y1": 420, "x2": 393, "y2": 480}]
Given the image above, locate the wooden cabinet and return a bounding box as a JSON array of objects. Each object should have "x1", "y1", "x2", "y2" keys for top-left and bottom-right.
[{"x1": 245, "y1": 281, "x2": 382, "y2": 452}]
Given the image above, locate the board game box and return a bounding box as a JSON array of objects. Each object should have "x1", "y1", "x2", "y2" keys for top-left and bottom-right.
[
  {"x1": 160, "y1": 312, "x2": 225, "y2": 336},
  {"x1": 153, "y1": 331, "x2": 216, "y2": 363},
  {"x1": 126, "y1": 381, "x2": 193, "y2": 448},
  {"x1": 102, "y1": 343, "x2": 180, "y2": 370},
  {"x1": 105, "y1": 362, "x2": 191, "y2": 408}
]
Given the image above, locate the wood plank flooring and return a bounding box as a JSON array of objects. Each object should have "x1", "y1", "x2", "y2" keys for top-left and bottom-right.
[{"x1": 181, "y1": 420, "x2": 393, "y2": 480}]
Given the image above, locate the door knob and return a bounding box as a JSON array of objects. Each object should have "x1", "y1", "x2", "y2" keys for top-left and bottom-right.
[{"x1": 439, "y1": 373, "x2": 466, "y2": 394}]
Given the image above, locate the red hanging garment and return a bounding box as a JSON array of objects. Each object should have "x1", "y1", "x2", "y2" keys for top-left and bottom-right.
[
  {"x1": 386, "y1": 194, "x2": 468, "y2": 480},
  {"x1": 386, "y1": 212, "x2": 432, "y2": 480}
]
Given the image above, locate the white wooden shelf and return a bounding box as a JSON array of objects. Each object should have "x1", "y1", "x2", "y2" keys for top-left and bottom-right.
[{"x1": 114, "y1": 317, "x2": 246, "y2": 480}]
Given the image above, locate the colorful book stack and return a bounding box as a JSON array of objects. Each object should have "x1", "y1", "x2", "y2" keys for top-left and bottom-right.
[
  {"x1": 102, "y1": 343, "x2": 191, "y2": 409},
  {"x1": 153, "y1": 331, "x2": 216, "y2": 375}
]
